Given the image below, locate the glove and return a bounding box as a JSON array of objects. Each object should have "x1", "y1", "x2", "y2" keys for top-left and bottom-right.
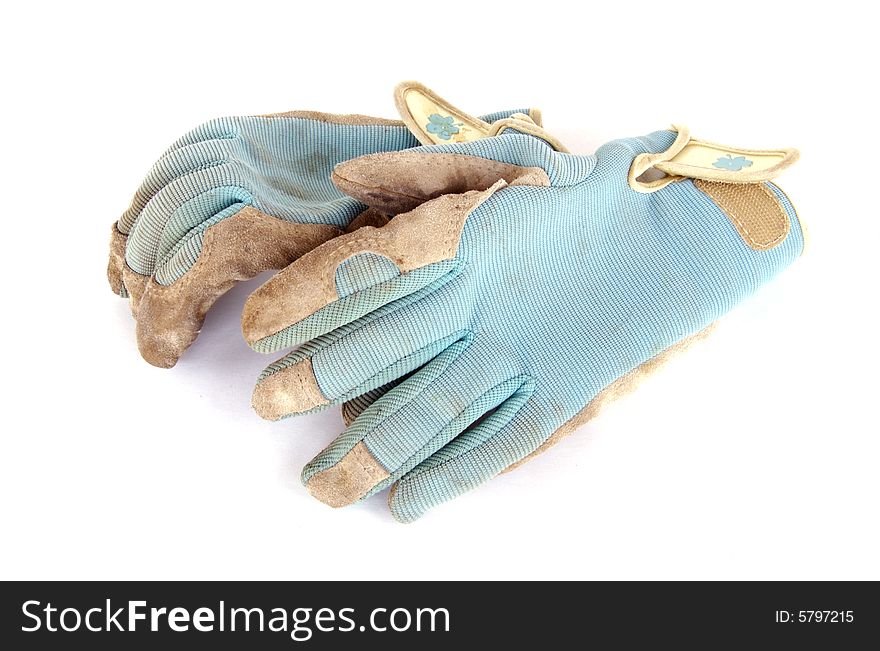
[
  {"x1": 241, "y1": 125, "x2": 804, "y2": 522},
  {"x1": 108, "y1": 81, "x2": 544, "y2": 367}
]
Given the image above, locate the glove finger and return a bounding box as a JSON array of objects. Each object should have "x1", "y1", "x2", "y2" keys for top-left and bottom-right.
[
  {"x1": 331, "y1": 137, "x2": 558, "y2": 215},
  {"x1": 124, "y1": 162, "x2": 243, "y2": 276},
  {"x1": 388, "y1": 390, "x2": 543, "y2": 523},
  {"x1": 301, "y1": 339, "x2": 531, "y2": 509},
  {"x1": 117, "y1": 137, "x2": 236, "y2": 235},
  {"x1": 122, "y1": 265, "x2": 151, "y2": 318},
  {"x1": 134, "y1": 207, "x2": 342, "y2": 368},
  {"x1": 251, "y1": 277, "x2": 470, "y2": 420},
  {"x1": 343, "y1": 207, "x2": 391, "y2": 233},
  {"x1": 242, "y1": 184, "x2": 503, "y2": 354}
]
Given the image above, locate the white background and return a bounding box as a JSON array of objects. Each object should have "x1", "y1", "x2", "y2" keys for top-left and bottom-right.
[{"x1": 1, "y1": 0, "x2": 877, "y2": 580}]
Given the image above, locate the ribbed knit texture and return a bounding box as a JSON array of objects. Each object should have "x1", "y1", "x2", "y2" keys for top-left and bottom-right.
[
  {"x1": 119, "y1": 109, "x2": 527, "y2": 285},
  {"x1": 273, "y1": 131, "x2": 804, "y2": 521},
  {"x1": 335, "y1": 252, "x2": 401, "y2": 297}
]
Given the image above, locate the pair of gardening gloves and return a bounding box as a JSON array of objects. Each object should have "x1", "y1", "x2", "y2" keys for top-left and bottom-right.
[{"x1": 108, "y1": 82, "x2": 804, "y2": 522}]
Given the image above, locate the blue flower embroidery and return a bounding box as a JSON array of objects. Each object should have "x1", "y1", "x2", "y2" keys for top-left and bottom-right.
[
  {"x1": 712, "y1": 154, "x2": 754, "y2": 172},
  {"x1": 425, "y1": 113, "x2": 462, "y2": 140}
]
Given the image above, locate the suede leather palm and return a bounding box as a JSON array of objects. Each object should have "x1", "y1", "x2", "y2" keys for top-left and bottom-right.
[
  {"x1": 107, "y1": 107, "x2": 527, "y2": 367},
  {"x1": 241, "y1": 128, "x2": 804, "y2": 522}
]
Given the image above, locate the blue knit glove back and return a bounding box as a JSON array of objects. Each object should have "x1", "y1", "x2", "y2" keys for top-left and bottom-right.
[{"x1": 242, "y1": 127, "x2": 803, "y2": 522}]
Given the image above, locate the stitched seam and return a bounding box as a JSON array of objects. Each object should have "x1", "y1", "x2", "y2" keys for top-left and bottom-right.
[
  {"x1": 752, "y1": 183, "x2": 789, "y2": 248},
  {"x1": 397, "y1": 375, "x2": 536, "y2": 478},
  {"x1": 310, "y1": 189, "x2": 488, "y2": 291},
  {"x1": 724, "y1": 184, "x2": 784, "y2": 248},
  {"x1": 158, "y1": 208, "x2": 342, "y2": 300},
  {"x1": 251, "y1": 260, "x2": 464, "y2": 354},
  {"x1": 298, "y1": 359, "x2": 324, "y2": 404},
  {"x1": 331, "y1": 171, "x2": 425, "y2": 203},
  {"x1": 400, "y1": 374, "x2": 535, "y2": 472},
  {"x1": 333, "y1": 330, "x2": 474, "y2": 411}
]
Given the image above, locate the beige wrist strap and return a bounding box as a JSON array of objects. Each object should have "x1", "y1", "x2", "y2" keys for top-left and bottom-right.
[
  {"x1": 629, "y1": 125, "x2": 799, "y2": 192},
  {"x1": 394, "y1": 80, "x2": 568, "y2": 152}
]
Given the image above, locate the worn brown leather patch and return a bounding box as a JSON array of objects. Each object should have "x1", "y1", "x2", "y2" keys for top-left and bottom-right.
[
  {"x1": 695, "y1": 180, "x2": 790, "y2": 250},
  {"x1": 242, "y1": 183, "x2": 505, "y2": 345},
  {"x1": 135, "y1": 207, "x2": 343, "y2": 368},
  {"x1": 306, "y1": 441, "x2": 390, "y2": 508},
  {"x1": 252, "y1": 357, "x2": 329, "y2": 421}
]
